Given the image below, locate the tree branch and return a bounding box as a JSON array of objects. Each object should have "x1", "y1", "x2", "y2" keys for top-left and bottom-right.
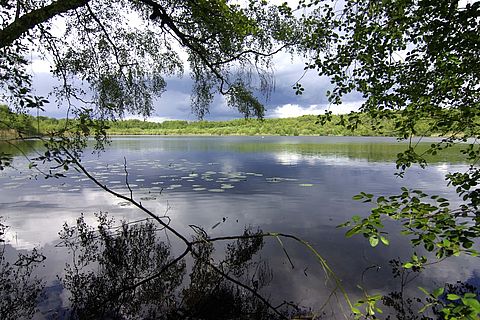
[
  {"x1": 137, "y1": 0, "x2": 231, "y2": 93},
  {"x1": 0, "y1": 0, "x2": 91, "y2": 49}
]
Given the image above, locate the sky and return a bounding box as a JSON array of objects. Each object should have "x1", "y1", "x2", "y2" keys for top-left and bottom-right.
[
  {"x1": 29, "y1": 51, "x2": 363, "y2": 122},
  {"x1": 8, "y1": 0, "x2": 479, "y2": 122},
  {"x1": 23, "y1": 0, "x2": 369, "y2": 122}
]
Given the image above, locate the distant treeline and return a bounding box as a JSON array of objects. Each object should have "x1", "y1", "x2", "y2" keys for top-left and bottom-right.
[
  {"x1": 105, "y1": 114, "x2": 442, "y2": 137},
  {"x1": 106, "y1": 116, "x2": 389, "y2": 136},
  {"x1": 0, "y1": 104, "x2": 461, "y2": 137}
]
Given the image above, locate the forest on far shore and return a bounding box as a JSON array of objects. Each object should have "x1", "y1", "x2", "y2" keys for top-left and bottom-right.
[{"x1": 0, "y1": 105, "x2": 465, "y2": 138}]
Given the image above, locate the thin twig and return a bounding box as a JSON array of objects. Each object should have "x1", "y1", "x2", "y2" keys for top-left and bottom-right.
[{"x1": 123, "y1": 156, "x2": 133, "y2": 200}]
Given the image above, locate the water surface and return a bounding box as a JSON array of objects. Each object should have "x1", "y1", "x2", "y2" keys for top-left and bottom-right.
[{"x1": 0, "y1": 136, "x2": 477, "y2": 317}]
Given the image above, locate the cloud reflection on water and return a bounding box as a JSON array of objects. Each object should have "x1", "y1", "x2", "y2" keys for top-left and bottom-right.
[{"x1": 0, "y1": 136, "x2": 477, "y2": 316}]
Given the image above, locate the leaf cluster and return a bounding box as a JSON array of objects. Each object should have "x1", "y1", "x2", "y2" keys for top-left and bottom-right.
[{"x1": 340, "y1": 188, "x2": 480, "y2": 261}]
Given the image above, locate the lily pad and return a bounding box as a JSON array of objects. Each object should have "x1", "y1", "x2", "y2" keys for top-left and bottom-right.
[
  {"x1": 140, "y1": 196, "x2": 156, "y2": 201},
  {"x1": 118, "y1": 202, "x2": 132, "y2": 207}
]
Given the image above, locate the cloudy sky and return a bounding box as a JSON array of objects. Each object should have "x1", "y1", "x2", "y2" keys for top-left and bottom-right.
[
  {"x1": 29, "y1": 52, "x2": 364, "y2": 122},
  {"x1": 24, "y1": 0, "x2": 366, "y2": 122},
  {"x1": 8, "y1": 0, "x2": 478, "y2": 122}
]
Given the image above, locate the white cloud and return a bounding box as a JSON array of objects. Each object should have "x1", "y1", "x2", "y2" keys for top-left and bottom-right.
[
  {"x1": 125, "y1": 115, "x2": 176, "y2": 123},
  {"x1": 30, "y1": 58, "x2": 52, "y2": 74},
  {"x1": 270, "y1": 104, "x2": 323, "y2": 118},
  {"x1": 269, "y1": 101, "x2": 361, "y2": 118}
]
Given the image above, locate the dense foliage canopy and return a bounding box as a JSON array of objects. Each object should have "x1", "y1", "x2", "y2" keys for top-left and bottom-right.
[{"x1": 300, "y1": 0, "x2": 479, "y2": 138}]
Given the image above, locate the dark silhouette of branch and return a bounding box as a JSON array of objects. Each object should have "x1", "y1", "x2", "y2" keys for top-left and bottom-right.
[
  {"x1": 136, "y1": 0, "x2": 234, "y2": 94},
  {"x1": 61, "y1": 146, "x2": 189, "y2": 244},
  {"x1": 101, "y1": 246, "x2": 191, "y2": 306},
  {"x1": 123, "y1": 157, "x2": 134, "y2": 200},
  {"x1": 0, "y1": 0, "x2": 91, "y2": 49},
  {"x1": 198, "y1": 253, "x2": 287, "y2": 319},
  {"x1": 60, "y1": 145, "x2": 290, "y2": 317}
]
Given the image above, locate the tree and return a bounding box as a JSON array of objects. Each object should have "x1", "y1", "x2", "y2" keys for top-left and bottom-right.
[
  {"x1": 296, "y1": 0, "x2": 479, "y2": 317},
  {"x1": 0, "y1": 0, "x2": 298, "y2": 129},
  {"x1": 1, "y1": 0, "x2": 479, "y2": 318},
  {"x1": 0, "y1": 0, "x2": 300, "y2": 174}
]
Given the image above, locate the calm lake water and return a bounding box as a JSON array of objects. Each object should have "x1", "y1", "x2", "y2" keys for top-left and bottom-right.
[{"x1": 1, "y1": 136, "x2": 478, "y2": 318}]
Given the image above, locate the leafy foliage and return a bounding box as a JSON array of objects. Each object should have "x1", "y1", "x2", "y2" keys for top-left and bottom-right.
[
  {"x1": 294, "y1": 0, "x2": 480, "y2": 317},
  {"x1": 422, "y1": 285, "x2": 480, "y2": 320},
  {"x1": 13, "y1": 111, "x2": 475, "y2": 137},
  {"x1": 0, "y1": 219, "x2": 45, "y2": 320},
  {"x1": 59, "y1": 213, "x2": 185, "y2": 319},
  {"x1": 0, "y1": 0, "x2": 297, "y2": 122},
  {"x1": 340, "y1": 188, "x2": 479, "y2": 261},
  {"x1": 300, "y1": 0, "x2": 479, "y2": 140}
]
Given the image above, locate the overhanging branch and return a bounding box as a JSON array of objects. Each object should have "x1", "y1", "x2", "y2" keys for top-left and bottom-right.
[
  {"x1": 0, "y1": 0, "x2": 91, "y2": 49},
  {"x1": 137, "y1": 0, "x2": 232, "y2": 94}
]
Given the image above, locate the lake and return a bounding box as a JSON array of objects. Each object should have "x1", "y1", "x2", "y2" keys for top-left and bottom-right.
[{"x1": 0, "y1": 136, "x2": 478, "y2": 318}]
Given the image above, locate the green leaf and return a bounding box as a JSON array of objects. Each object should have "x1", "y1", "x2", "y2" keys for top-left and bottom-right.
[
  {"x1": 352, "y1": 215, "x2": 362, "y2": 223},
  {"x1": 433, "y1": 287, "x2": 445, "y2": 298},
  {"x1": 380, "y1": 236, "x2": 390, "y2": 245},
  {"x1": 419, "y1": 303, "x2": 433, "y2": 313},
  {"x1": 369, "y1": 235, "x2": 379, "y2": 247},
  {"x1": 345, "y1": 226, "x2": 362, "y2": 238},
  {"x1": 462, "y1": 297, "x2": 480, "y2": 312},
  {"x1": 336, "y1": 221, "x2": 350, "y2": 228},
  {"x1": 447, "y1": 294, "x2": 461, "y2": 301},
  {"x1": 351, "y1": 307, "x2": 362, "y2": 315},
  {"x1": 418, "y1": 286, "x2": 430, "y2": 295}
]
